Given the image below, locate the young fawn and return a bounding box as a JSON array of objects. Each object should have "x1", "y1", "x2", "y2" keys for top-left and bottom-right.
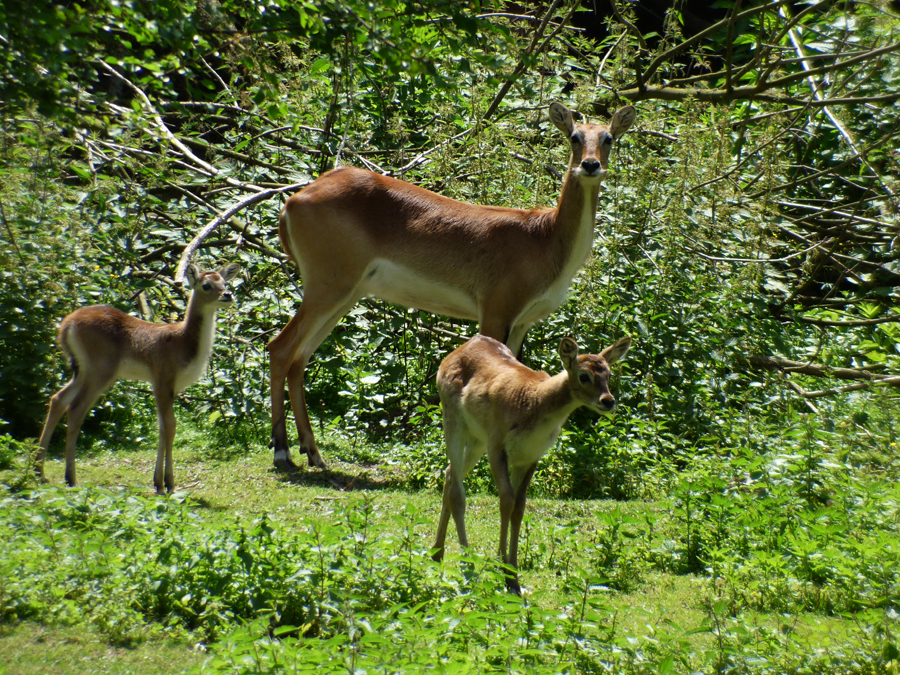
[
  {"x1": 35, "y1": 263, "x2": 241, "y2": 494},
  {"x1": 432, "y1": 334, "x2": 631, "y2": 594}
]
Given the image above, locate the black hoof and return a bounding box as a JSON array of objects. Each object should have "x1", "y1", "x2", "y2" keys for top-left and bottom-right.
[
  {"x1": 273, "y1": 455, "x2": 299, "y2": 471},
  {"x1": 506, "y1": 579, "x2": 523, "y2": 596}
]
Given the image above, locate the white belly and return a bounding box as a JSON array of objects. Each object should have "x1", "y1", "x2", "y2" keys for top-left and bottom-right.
[
  {"x1": 362, "y1": 259, "x2": 479, "y2": 320},
  {"x1": 115, "y1": 357, "x2": 154, "y2": 384}
]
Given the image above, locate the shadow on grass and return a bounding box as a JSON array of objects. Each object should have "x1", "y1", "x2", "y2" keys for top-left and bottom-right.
[
  {"x1": 185, "y1": 494, "x2": 233, "y2": 511},
  {"x1": 272, "y1": 464, "x2": 410, "y2": 491},
  {"x1": 270, "y1": 449, "x2": 410, "y2": 492},
  {"x1": 264, "y1": 436, "x2": 412, "y2": 492}
]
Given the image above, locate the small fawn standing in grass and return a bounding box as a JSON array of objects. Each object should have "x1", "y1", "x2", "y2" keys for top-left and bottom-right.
[
  {"x1": 432, "y1": 334, "x2": 631, "y2": 594},
  {"x1": 35, "y1": 263, "x2": 241, "y2": 494}
]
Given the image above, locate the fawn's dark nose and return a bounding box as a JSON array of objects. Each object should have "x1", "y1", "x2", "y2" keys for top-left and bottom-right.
[
  {"x1": 600, "y1": 394, "x2": 616, "y2": 411},
  {"x1": 581, "y1": 159, "x2": 601, "y2": 174}
]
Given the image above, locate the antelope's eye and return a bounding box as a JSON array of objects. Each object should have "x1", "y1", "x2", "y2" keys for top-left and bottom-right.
[
  {"x1": 604, "y1": 136, "x2": 614, "y2": 145},
  {"x1": 570, "y1": 132, "x2": 583, "y2": 144},
  {"x1": 202, "y1": 282, "x2": 212, "y2": 291},
  {"x1": 579, "y1": 372, "x2": 592, "y2": 384}
]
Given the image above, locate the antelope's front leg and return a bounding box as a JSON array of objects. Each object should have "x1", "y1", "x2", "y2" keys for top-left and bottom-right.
[
  {"x1": 506, "y1": 463, "x2": 538, "y2": 596},
  {"x1": 486, "y1": 445, "x2": 516, "y2": 582},
  {"x1": 154, "y1": 386, "x2": 177, "y2": 495}
]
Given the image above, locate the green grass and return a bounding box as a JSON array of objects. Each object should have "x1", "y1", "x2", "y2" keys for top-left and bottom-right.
[
  {"x1": 0, "y1": 622, "x2": 203, "y2": 675},
  {"x1": 2, "y1": 422, "x2": 899, "y2": 674}
]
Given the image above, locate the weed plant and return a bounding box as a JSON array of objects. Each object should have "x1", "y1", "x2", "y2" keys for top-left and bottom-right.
[{"x1": 2, "y1": 414, "x2": 898, "y2": 675}]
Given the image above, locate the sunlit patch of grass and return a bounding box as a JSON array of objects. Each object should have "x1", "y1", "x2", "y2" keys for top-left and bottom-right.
[
  {"x1": 0, "y1": 622, "x2": 203, "y2": 675},
  {"x1": 2, "y1": 426, "x2": 899, "y2": 675}
]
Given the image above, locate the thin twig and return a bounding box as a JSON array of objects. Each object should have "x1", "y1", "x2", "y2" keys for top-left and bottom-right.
[
  {"x1": 0, "y1": 199, "x2": 24, "y2": 261},
  {"x1": 483, "y1": 0, "x2": 567, "y2": 122}
]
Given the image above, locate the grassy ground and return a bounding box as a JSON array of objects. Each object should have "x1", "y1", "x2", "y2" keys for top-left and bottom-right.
[
  {"x1": 0, "y1": 623, "x2": 204, "y2": 675},
  {"x1": 6, "y1": 423, "x2": 893, "y2": 674}
]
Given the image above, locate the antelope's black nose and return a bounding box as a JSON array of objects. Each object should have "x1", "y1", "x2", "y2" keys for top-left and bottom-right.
[
  {"x1": 600, "y1": 395, "x2": 616, "y2": 410},
  {"x1": 581, "y1": 159, "x2": 601, "y2": 174}
]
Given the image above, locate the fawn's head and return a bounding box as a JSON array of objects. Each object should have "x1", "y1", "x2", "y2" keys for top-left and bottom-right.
[
  {"x1": 559, "y1": 336, "x2": 632, "y2": 414},
  {"x1": 184, "y1": 263, "x2": 241, "y2": 309}
]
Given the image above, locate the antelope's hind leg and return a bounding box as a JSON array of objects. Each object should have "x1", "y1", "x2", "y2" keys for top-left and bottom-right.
[
  {"x1": 269, "y1": 282, "x2": 360, "y2": 471},
  {"x1": 61, "y1": 374, "x2": 113, "y2": 488},
  {"x1": 36, "y1": 377, "x2": 81, "y2": 482},
  {"x1": 433, "y1": 403, "x2": 470, "y2": 561}
]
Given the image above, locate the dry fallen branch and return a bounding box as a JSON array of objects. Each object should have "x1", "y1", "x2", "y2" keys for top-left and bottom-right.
[
  {"x1": 175, "y1": 183, "x2": 309, "y2": 282},
  {"x1": 790, "y1": 376, "x2": 900, "y2": 399},
  {"x1": 746, "y1": 354, "x2": 892, "y2": 382}
]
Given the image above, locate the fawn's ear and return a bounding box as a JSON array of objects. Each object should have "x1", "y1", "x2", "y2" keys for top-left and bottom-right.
[
  {"x1": 558, "y1": 337, "x2": 579, "y2": 372},
  {"x1": 184, "y1": 264, "x2": 202, "y2": 289},
  {"x1": 220, "y1": 263, "x2": 241, "y2": 281},
  {"x1": 549, "y1": 102, "x2": 575, "y2": 137},
  {"x1": 600, "y1": 336, "x2": 632, "y2": 365},
  {"x1": 609, "y1": 106, "x2": 637, "y2": 139}
]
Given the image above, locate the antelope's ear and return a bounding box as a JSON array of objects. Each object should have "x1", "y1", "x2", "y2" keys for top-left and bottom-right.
[
  {"x1": 220, "y1": 263, "x2": 241, "y2": 281},
  {"x1": 609, "y1": 106, "x2": 637, "y2": 139},
  {"x1": 558, "y1": 337, "x2": 579, "y2": 371},
  {"x1": 600, "y1": 336, "x2": 632, "y2": 365},
  {"x1": 549, "y1": 102, "x2": 575, "y2": 136},
  {"x1": 184, "y1": 264, "x2": 201, "y2": 289}
]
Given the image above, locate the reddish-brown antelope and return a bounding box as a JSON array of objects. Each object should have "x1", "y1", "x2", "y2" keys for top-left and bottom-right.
[
  {"x1": 269, "y1": 102, "x2": 637, "y2": 471},
  {"x1": 35, "y1": 263, "x2": 241, "y2": 494},
  {"x1": 432, "y1": 334, "x2": 631, "y2": 594}
]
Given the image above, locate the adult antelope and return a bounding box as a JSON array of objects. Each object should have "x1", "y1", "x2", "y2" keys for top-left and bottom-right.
[
  {"x1": 432, "y1": 334, "x2": 631, "y2": 594},
  {"x1": 269, "y1": 102, "x2": 637, "y2": 471},
  {"x1": 35, "y1": 263, "x2": 241, "y2": 494}
]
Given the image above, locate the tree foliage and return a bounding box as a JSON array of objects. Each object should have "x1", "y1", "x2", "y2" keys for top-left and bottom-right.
[{"x1": 0, "y1": 0, "x2": 898, "y2": 492}]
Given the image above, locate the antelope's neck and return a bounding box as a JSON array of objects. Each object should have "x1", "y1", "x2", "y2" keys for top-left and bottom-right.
[
  {"x1": 555, "y1": 169, "x2": 601, "y2": 235},
  {"x1": 543, "y1": 169, "x2": 601, "y2": 282},
  {"x1": 531, "y1": 372, "x2": 580, "y2": 425},
  {"x1": 183, "y1": 297, "x2": 218, "y2": 363}
]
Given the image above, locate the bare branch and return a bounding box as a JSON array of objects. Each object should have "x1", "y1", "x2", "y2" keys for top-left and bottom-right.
[
  {"x1": 610, "y1": 0, "x2": 646, "y2": 51},
  {"x1": 797, "y1": 315, "x2": 900, "y2": 327},
  {"x1": 175, "y1": 183, "x2": 309, "y2": 282},
  {"x1": 793, "y1": 376, "x2": 900, "y2": 398},
  {"x1": 746, "y1": 354, "x2": 892, "y2": 381},
  {"x1": 98, "y1": 61, "x2": 267, "y2": 194}
]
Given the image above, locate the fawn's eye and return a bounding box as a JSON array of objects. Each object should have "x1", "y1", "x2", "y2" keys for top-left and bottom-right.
[
  {"x1": 604, "y1": 136, "x2": 614, "y2": 145},
  {"x1": 579, "y1": 372, "x2": 592, "y2": 384},
  {"x1": 203, "y1": 282, "x2": 212, "y2": 291}
]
